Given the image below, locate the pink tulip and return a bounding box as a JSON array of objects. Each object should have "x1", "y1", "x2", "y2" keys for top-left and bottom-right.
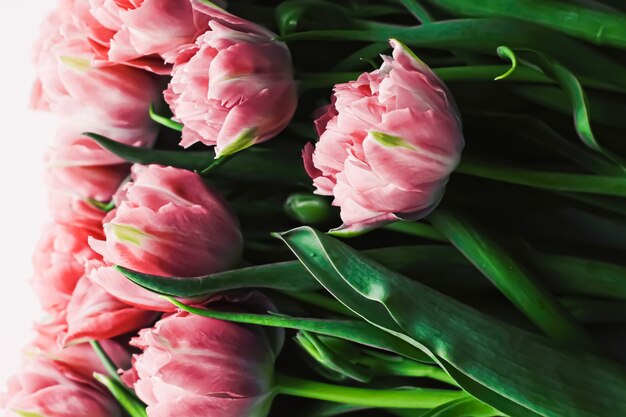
[
  {"x1": 88, "y1": 164, "x2": 243, "y2": 310},
  {"x1": 32, "y1": 222, "x2": 102, "y2": 313},
  {"x1": 45, "y1": 126, "x2": 133, "y2": 225},
  {"x1": 303, "y1": 39, "x2": 464, "y2": 232},
  {"x1": 1, "y1": 358, "x2": 121, "y2": 417},
  {"x1": 30, "y1": 316, "x2": 131, "y2": 378},
  {"x1": 85, "y1": 0, "x2": 219, "y2": 71},
  {"x1": 32, "y1": 7, "x2": 159, "y2": 138},
  {"x1": 46, "y1": 160, "x2": 129, "y2": 226},
  {"x1": 122, "y1": 295, "x2": 283, "y2": 417},
  {"x1": 164, "y1": 17, "x2": 297, "y2": 157},
  {"x1": 62, "y1": 274, "x2": 157, "y2": 346}
]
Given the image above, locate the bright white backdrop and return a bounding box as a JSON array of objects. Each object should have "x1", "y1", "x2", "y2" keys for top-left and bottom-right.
[{"x1": 0, "y1": 2, "x2": 56, "y2": 383}]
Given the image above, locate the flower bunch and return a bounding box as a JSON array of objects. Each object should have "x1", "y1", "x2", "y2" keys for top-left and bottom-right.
[{"x1": 4, "y1": 1, "x2": 626, "y2": 417}]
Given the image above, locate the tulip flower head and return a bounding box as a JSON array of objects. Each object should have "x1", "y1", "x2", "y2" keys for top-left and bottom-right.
[
  {"x1": 1, "y1": 358, "x2": 122, "y2": 417},
  {"x1": 85, "y1": 0, "x2": 220, "y2": 72},
  {"x1": 164, "y1": 5, "x2": 297, "y2": 157},
  {"x1": 89, "y1": 165, "x2": 243, "y2": 311},
  {"x1": 303, "y1": 39, "x2": 464, "y2": 233},
  {"x1": 123, "y1": 295, "x2": 283, "y2": 417}
]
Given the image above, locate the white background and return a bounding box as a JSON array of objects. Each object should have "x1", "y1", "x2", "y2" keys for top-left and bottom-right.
[{"x1": 0, "y1": 2, "x2": 56, "y2": 383}]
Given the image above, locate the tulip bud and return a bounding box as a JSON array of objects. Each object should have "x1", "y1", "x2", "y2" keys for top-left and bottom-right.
[
  {"x1": 164, "y1": 8, "x2": 297, "y2": 157},
  {"x1": 122, "y1": 295, "x2": 283, "y2": 417},
  {"x1": 89, "y1": 164, "x2": 243, "y2": 311},
  {"x1": 285, "y1": 193, "x2": 334, "y2": 225},
  {"x1": 303, "y1": 39, "x2": 464, "y2": 233}
]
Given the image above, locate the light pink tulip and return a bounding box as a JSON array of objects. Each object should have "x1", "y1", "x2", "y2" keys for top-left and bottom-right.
[
  {"x1": 1, "y1": 358, "x2": 121, "y2": 417},
  {"x1": 303, "y1": 39, "x2": 464, "y2": 232},
  {"x1": 85, "y1": 0, "x2": 220, "y2": 71},
  {"x1": 88, "y1": 164, "x2": 243, "y2": 310},
  {"x1": 32, "y1": 8, "x2": 159, "y2": 138},
  {"x1": 164, "y1": 18, "x2": 297, "y2": 157},
  {"x1": 45, "y1": 126, "x2": 132, "y2": 225},
  {"x1": 32, "y1": 222, "x2": 102, "y2": 313},
  {"x1": 30, "y1": 316, "x2": 131, "y2": 378},
  {"x1": 62, "y1": 274, "x2": 157, "y2": 346},
  {"x1": 122, "y1": 296, "x2": 283, "y2": 417},
  {"x1": 46, "y1": 160, "x2": 129, "y2": 226}
]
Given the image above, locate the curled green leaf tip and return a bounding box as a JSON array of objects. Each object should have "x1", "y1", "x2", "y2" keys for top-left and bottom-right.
[
  {"x1": 149, "y1": 104, "x2": 183, "y2": 131},
  {"x1": 495, "y1": 46, "x2": 517, "y2": 81}
]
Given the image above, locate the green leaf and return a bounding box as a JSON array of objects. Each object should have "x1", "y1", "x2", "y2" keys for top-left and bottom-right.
[
  {"x1": 332, "y1": 42, "x2": 388, "y2": 71},
  {"x1": 509, "y1": 47, "x2": 626, "y2": 169},
  {"x1": 120, "y1": 244, "x2": 626, "y2": 303},
  {"x1": 397, "y1": 0, "x2": 433, "y2": 23},
  {"x1": 275, "y1": 0, "x2": 354, "y2": 36},
  {"x1": 456, "y1": 157, "x2": 626, "y2": 197},
  {"x1": 537, "y1": 253, "x2": 626, "y2": 301},
  {"x1": 279, "y1": 18, "x2": 626, "y2": 91},
  {"x1": 428, "y1": 207, "x2": 594, "y2": 349},
  {"x1": 149, "y1": 105, "x2": 183, "y2": 131},
  {"x1": 85, "y1": 132, "x2": 309, "y2": 184},
  {"x1": 466, "y1": 112, "x2": 622, "y2": 176},
  {"x1": 276, "y1": 227, "x2": 626, "y2": 417},
  {"x1": 93, "y1": 373, "x2": 147, "y2": 417},
  {"x1": 424, "y1": 0, "x2": 626, "y2": 49},
  {"x1": 417, "y1": 397, "x2": 499, "y2": 417},
  {"x1": 118, "y1": 246, "x2": 469, "y2": 297},
  {"x1": 383, "y1": 221, "x2": 446, "y2": 242},
  {"x1": 85, "y1": 132, "x2": 213, "y2": 171},
  {"x1": 167, "y1": 298, "x2": 432, "y2": 363}
]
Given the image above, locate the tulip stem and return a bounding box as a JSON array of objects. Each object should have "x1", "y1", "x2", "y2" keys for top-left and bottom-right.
[
  {"x1": 90, "y1": 340, "x2": 123, "y2": 383},
  {"x1": 91, "y1": 342, "x2": 145, "y2": 408},
  {"x1": 149, "y1": 104, "x2": 183, "y2": 131},
  {"x1": 199, "y1": 154, "x2": 235, "y2": 175},
  {"x1": 383, "y1": 221, "x2": 447, "y2": 242},
  {"x1": 274, "y1": 374, "x2": 466, "y2": 408}
]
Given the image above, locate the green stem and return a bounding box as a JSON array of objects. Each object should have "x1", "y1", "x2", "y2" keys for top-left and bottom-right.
[
  {"x1": 274, "y1": 374, "x2": 465, "y2": 408},
  {"x1": 93, "y1": 373, "x2": 147, "y2": 417},
  {"x1": 199, "y1": 153, "x2": 234, "y2": 175},
  {"x1": 384, "y1": 221, "x2": 447, "y2": 242},
  {"x1": 90, "y1": 341, "x2": 123, "y2": 383},
  {"x1": 90, "y1": 341, "x2": 143, "y2": 405},
  {"x1": 456, "y1": 158, "x2": 626, "y2": 197},
  {"x1": 149, "y1": 105, "x2": 183, "y2": 131}
]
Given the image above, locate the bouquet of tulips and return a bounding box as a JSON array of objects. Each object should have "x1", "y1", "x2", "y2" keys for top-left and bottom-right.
[{"x1": 4, "y1": 0, "x2": 626, "y2": 416}]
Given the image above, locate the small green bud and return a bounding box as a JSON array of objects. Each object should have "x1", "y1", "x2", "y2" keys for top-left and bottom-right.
[{"x1": 285, "y1": 193, "x2": 333, "y2": 224}]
